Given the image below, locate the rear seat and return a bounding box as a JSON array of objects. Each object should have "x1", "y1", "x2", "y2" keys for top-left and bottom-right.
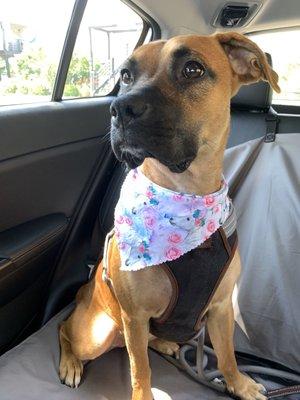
[{"x1": 0, "y1": 57, "x2": 279, "y2": 400}]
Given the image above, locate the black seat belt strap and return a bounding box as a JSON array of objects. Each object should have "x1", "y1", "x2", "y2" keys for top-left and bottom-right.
[{"x1": 86, "y1": 217, "x2": 103, "y2": 278}]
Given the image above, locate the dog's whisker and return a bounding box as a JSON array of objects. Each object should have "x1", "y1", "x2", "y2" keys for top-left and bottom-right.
[{"x1": 99, "y1": 130, "x2": 111, "y2": 145}]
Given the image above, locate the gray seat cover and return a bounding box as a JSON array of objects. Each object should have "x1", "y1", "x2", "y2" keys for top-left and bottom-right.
[
  {"x1": 0, "y1": 305, "x2": 231, "y2": 400},
  {"x1": 224, "y1": 133, "x2": 300, "y2": 373}
]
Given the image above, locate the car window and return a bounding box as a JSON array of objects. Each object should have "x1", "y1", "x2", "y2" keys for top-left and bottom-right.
[
  {"x1": 63, "y1": 0, "x2": 145, "y2": 99},
  {"x1": 250, "y1": 29, "x2": 300, "y2": 106},
  {"x1": 0, "y1": 0, "x2": 75, "y2": 106}
]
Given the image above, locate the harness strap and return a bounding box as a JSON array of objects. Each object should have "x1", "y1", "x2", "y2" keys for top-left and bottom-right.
[
  {"x1": 222, "y1": 202, "x2": 237, "y2": 238},
  {"x1": 102, "y1": 228, "x2": 115, "y2": 288}
]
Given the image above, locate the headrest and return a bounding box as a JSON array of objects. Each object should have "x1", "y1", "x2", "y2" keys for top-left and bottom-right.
[{"x1": 231, "y1": 53, "x2": 273, "y2": 111}]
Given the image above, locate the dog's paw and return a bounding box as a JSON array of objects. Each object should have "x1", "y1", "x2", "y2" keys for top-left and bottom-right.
[
  {"x1": 59, "y1": 354, "x2": 83, "y2": 388},
  {"x1": 149, "y1": 339, "x2": 179, "y2": 357},
  {"x1": 227, "y1": 373, "x2": 267, "y2": 400}
]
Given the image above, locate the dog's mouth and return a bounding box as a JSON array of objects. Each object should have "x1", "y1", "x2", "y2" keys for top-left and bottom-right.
[
  {"x1": 121, "y1": 150, "x2": 146, "y2": 170},
  {"x1": 118, "y1": 147, "x2": 194, "y2": 173},
  {"x1": 166, "y1": 159, "x2": 193, "y2": 173}
]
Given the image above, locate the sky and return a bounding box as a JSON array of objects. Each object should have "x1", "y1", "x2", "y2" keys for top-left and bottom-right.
[{"x1": 0, "y1": 0, "x2": 142, "y2": 59}]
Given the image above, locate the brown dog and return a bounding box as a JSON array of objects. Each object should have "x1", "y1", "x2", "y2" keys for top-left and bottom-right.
[{"x1": 59, "y1": 32, "x2": 280, "y2": 400}]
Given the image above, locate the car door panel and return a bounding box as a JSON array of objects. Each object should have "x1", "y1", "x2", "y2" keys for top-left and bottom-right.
[
  {"x1": 0, "y1": 136, "x2": 102, "y2": 232},
  {"x1": 0, "y1": 213, "x2": 67, "y2": 273},
  {"x1": 0, "y1": 250, "x2": 58, "y2": 354},
  {"x1": 0, "y1": 98, "x2": 112, "y2": 161},
  {"x1": 0, "y1": 97, "x2": 113, "y2": 351}
]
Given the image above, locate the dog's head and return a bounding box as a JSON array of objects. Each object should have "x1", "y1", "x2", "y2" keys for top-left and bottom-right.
[{"x1": 110, "y1": 32, "x2": 280, "y2": 173}]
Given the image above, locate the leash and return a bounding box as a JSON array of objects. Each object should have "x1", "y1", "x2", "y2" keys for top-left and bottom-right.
[
  {"x1": 161, "y1": 326, "x2": 300, "y2": 399},
  {"x1": 267, "y1": 385, "x2": 300, "y2": 398}
]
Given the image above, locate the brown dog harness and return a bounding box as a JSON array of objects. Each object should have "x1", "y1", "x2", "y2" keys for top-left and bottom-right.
[
  {"x1": 103, "y1": 204, "x2": 238, "y2": 344},
  {"x1": 150, "y1": 220, "x2": 238, "y2": 343}
]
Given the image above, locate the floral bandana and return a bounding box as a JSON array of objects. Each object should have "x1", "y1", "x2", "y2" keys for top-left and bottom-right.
[{"x1": 114, "y1": 168, "x2": 231, "y2": 271}]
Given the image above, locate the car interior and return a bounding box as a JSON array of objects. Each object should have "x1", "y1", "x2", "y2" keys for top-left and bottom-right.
[{"x1": 0, "y1": 0, "x2": 300, "y2": 399}]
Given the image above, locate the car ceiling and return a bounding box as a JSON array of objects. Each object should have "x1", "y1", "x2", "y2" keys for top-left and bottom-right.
[{"x1": 131, "y1": 0, "x2": 300, "y2": 37}]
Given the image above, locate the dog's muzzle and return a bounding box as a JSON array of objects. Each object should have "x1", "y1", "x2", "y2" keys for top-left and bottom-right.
[
  {"x1": 110, "y1": 90, "x2": 198, "y2": 173},
  {"x1": 110, "y1": 95, "x2": 149, "y2": 131}
]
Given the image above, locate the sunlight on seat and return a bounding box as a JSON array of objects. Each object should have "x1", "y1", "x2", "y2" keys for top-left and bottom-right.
[{"x1": 152, "y1": 388, "x2": 172, "y2": 399}]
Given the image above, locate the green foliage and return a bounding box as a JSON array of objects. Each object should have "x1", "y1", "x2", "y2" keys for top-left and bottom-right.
[
  {"x1": 32, "y1": 84, "x2": 51, "y2": 96},
  {"x1": 47, "y1": 64, "x2": 57, "y2": 85},
  {"x1": 64, "y1": 84, "x2": 81, "y2": 97},
  {"x1": 4, "y1": 84, "x2": 17, "y2": 94},
  {"x1": 19, "y1": 86, "x2": 29, "y2": 94},
  {"x1": 15, "y1": 48, "x2": 44, "y2": 79},
  {"x1": 66, "y1": 56, "x2": 90, "y2": 86},
  {"x1": 0, "y1": 49, "x2": 109, "y2": 99}
]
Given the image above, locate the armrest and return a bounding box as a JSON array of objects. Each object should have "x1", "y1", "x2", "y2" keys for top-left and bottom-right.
[{"x1": 0, "y1": 214, "x2": 68, "y2": 271}]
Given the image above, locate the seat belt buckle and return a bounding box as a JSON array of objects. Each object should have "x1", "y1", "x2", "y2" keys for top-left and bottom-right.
[{"x1": 264, "y1": 114, "x2": 280, "y2": 143}]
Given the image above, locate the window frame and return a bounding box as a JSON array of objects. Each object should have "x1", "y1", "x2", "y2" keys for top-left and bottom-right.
[{"x1": 52, "y1": 0, "x2": 161, "y2": 102}]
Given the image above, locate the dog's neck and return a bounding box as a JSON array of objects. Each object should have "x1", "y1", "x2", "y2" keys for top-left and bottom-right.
[{"x1": 141, "y1": 144, "x2": 225, "y2": 196}]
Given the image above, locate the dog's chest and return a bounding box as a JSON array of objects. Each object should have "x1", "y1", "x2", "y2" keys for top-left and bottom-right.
[{"x1": 150, "y1": 228, "x2": 237, "y2": 343}]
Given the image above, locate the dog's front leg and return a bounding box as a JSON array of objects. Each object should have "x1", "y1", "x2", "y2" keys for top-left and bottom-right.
[
  {"x1": 207, "y1": 299, "x2": 266, "y2": 400},
  {"x1": 122, "y1": 312, "x2": 153, "y2": 400}
]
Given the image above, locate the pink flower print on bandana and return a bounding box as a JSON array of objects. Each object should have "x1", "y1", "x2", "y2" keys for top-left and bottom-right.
[{"x1": 114, "y1": 168, "x2": 231, "y2": 271}]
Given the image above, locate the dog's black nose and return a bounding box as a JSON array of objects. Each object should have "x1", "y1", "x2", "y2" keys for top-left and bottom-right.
[{"x1": 110, "y1": 96, "x2": 148, "y2": 128}]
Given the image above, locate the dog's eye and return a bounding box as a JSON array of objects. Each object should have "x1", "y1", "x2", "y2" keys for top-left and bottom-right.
[
  {"x1": 182, "y1": 61, "x2": 205, "y2": 79},
  {"x1": 120, "y1": 69, "x2": 133, "y2": 85}
]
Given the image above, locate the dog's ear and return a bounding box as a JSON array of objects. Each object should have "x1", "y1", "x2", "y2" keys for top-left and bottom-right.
[{"x1": 216, "y1": 32, "x2": 281, "y2": 95}]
